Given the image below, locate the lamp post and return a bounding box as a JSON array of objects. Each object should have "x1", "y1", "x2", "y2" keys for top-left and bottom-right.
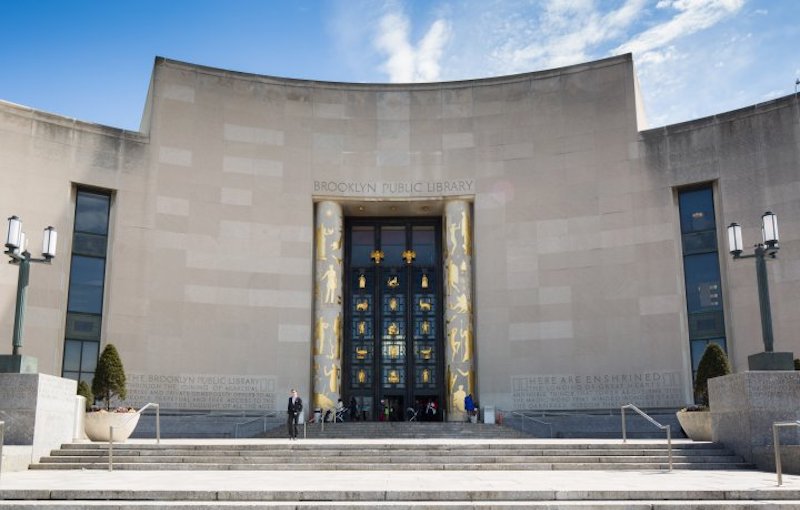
[
  {"x1": 1, "y1": 215, "x2": 57, "y2": 373},
  {"x1": 727, "y1": 212, "x2": 794, "y2": 370}
]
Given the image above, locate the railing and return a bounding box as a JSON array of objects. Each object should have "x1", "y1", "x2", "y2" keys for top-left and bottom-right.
[
  {"x1": 108, "y1": 403, "x2": 160, "y2": 472},
  {"x1": 0, "y1": 420, "x2": 4, "y2": 479},
  {"x1": 233, "y1": 412, "x2": 279, "y2": 438},
  {"x1": 621, "y1": 403, "x2": 672, "y2": 472},
  {"x1": 500, "y1": 409, "x2": 553, "y2": 438},
  {"x1": 773, "y1": 420, "x2": 800, "y2": 486}
]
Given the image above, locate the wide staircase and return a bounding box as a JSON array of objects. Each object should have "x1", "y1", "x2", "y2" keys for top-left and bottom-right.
[
  {"x1": 34, "y1": 440, "x2": 751, "y2": 472},
  {"x1": 9, "y1": 425, "x2": 797, "y2": 509}
]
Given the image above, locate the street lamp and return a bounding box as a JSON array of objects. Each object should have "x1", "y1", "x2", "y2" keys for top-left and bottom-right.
[
  {"x1": 1, "y1": 215, "x2": 57, "y2": 373},
  {"x1": 727, "y1": 211, "x2": 794, "y2": 370}
]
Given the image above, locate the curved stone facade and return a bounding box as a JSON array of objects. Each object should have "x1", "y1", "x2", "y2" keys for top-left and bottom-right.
[{"x1": 0, "y1": 54, "x2": 798, "y2": 414}]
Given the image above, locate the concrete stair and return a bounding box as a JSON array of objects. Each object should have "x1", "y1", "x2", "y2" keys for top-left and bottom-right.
[
  {"x1": 33, "y1": 440, "x2": 752, "y2": 471},
  {"x1": 2, "y1": 468, "x2": 799, "y2": 509}
]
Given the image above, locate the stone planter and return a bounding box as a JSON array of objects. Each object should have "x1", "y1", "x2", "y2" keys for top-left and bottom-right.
[
  {"x1": 676, "y1": 410, "x2": 712, "y2": 441},
  {"x1": 84, "y1": 410, "x2": 140, "y2": 442}
]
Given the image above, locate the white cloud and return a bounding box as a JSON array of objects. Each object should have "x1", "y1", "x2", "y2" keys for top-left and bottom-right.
[
  {"x1": 492, "y1": 0, "x2": 647, "y2": 71},
  {"x1": 374, "y1": 10, "x2": 451, "y2": 82},
  {"x1": 615, "y1": 0, "x2": 744, "y2": 56}
]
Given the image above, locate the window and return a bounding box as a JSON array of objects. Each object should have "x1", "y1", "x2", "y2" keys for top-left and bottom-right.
[
  {"x1": 62, "y1": 190, "x2": 111, "y2": 385},
  {"x1": 677, "y1": 186, "x2": 727, "y2": 386}
]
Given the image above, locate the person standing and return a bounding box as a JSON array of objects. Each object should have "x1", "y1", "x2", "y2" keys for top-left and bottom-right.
[{"x1": 287, "y1": 389, "x2": 303, "y2": 440}]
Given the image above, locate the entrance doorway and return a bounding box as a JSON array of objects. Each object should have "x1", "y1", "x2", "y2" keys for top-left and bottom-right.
[{"x1": 344, "y1": 218, "x2": 444, "y2": 421}]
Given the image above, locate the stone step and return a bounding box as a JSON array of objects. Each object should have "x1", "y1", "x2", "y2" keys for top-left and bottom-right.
[
  {"x1": 3, "y1": 483, "x2": 798, "y2": 501},
  {"x1": 28, "y1": 462, "x2": 755, "y2": 471},
  {"x1": 57, "y1": 441, "x2": 727, "y2": 451},
  {"x1": 3, "y1": 502, "x2": 800, "y2": 509},
  {"x1": 37, "y1": 440, "x2": 750, "y2": 471},
  {"x1": 37, "y1": 454, "x2": 743, "y2": 464}
]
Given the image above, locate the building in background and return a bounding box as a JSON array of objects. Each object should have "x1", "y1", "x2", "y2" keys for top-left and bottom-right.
[{"x1": 0, "y1": 54, "x2": 797, "y2": 420}]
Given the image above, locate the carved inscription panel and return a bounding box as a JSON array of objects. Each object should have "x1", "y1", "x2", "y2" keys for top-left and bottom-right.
[
  {"x1": 126, "y1": 373, "x2": 277, "y2": 411},
  {"x1": 512, "y1": 371, "x2": 684, "y2": 410}
]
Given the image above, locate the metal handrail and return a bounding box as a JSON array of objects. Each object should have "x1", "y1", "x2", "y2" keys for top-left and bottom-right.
[
  {"x1": 234, "y1": 411, "x2": 279, "y2": 438},
  {"x1": 0, "y1": 420, "x2": 4, "y2": 479},
  {"x1": 502, "y1": 409, "x2": 553, "y2": 438},
  {"x1": 108, "y1": 402, "x2": 160, "y2": 471},
  {"x1": 773, "y1": 420, "x2": 800, "y2": 486},
  {"x1": 621, "y1": 403, "x2": 672, "y2": 472}
]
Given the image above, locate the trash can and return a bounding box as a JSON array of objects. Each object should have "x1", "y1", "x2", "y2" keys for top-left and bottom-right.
[
  {"x1": 483, "y1": 406, "x2": 495, "y2": 424},
  {"x1": 313, "y1": 409, "x2": 321, "y2": 423}
]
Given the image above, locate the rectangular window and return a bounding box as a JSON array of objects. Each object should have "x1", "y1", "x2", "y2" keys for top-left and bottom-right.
[
  {"x1": 677, "y1": 185, "x2": 727, "y2": 386},
  {"x1": 62, "y1": 189, "x2": 111, "y2": 385}
]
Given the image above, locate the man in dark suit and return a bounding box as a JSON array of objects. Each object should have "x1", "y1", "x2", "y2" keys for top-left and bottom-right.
[{"x1": 287, "y1": 389, "x2": 302, "y2": 440}]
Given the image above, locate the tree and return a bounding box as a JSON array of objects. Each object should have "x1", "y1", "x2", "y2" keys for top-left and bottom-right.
[
  {"x1": 77, "y1": 380, "x2": 94, "y2": 411},
  {"x1": 92, "y1": 344, "x2": 127, "y2": 411},
  {"x1": 694, "y1": 343, "x2": 732, "y2": 407}
]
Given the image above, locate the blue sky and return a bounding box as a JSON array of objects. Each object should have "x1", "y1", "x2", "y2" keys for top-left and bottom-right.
[{"x1": 1, "y1": 0, "x2": 798, "y2": 130}]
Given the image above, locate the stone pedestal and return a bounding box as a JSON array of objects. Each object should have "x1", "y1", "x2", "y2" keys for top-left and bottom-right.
[
  {"x1": 0, "y1": 354, "x2": 38, "y2": 373},
  {"x1": 747, "y1": 352, "x2": 794, "y2": 370},
  {"x1": 0, "y1": 373, "x2": 78, "y2": 470},
  {"x1": 710, "y1": 371, "x2": 800, "y2": 473}
]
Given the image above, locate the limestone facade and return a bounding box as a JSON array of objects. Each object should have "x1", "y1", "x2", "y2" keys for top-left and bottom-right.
[{"x1": 0, "y1": 54, "x2": 798, "y2": 413}]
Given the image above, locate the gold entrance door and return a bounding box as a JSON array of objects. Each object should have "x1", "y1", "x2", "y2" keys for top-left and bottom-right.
[{"x1": 345, "y1": 220, "x2": 443, "y2": 421}]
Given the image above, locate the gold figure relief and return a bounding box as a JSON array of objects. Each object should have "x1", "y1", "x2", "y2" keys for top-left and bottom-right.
[
  {"x1": 402, "y1": 249, "x2": 416, "y2": 264},
  {"x1": 357, "y1": 321, "x2": 366, "y2": 336},
  {"x1": 330, "y1": 232, "x2": 342, "y2": 252},
  {"x1": 422, "y1": 368, "x2": 430, "y2": 384},
  {"x1": 370, "y1": 249, "x2": 385, "y2": 264},
  {"x1": 460, "y1": 327, "x2": 472, "y2": 363},
  {"x1": 356, "y1": 346, "x2": 368, "y2": 360},
  {"x1": 321, "y1": 264, "x2": 339, "y2": 304},
  {"x1": 357, "y1": 368, "x2": 367, "y2": 384},
  {"x1": 448, "y1": 221, "x2": 459, "y2": 256},
  {"x1": 446, "y1": 259, "x2": 459, "y2": 292},
  {"x1": 421, "y1": 320, "x2": 430, "y2": 335},
  {"x1": 329, "y1": 315, "x2": 342, "y2": 360},
  {"x1": 420, "y1": 347, "x2": 432, "y2": 360},
  {"x1": 453, "y1": 384, "x2": 466, "y2": 412},
  {"x1": 421, "y1": 274, "x2": 429, "y2": 289},
  {"x1": 387, "y1": 275, "x2": 399, "y2": 288},
  {"x1": 315, "y1": 224, "x2": 335, "y2": 260},
  {"x1": 449, "y1": 326, "x2": 460, "y2": 362},
  {"x1": 358, "y1": 274, "x2": 366, "y2": 289},
  {"x1": 389, "y1": 297, "x2": 398, "y2": 311},
  {"x1": 356, "y1": 299, "x2": 369, "y2": 312},
  {"x1": 461, "y1": 209, "x2": 471, "y2": 255},
  {"x1": 387, "y1": 322, "x2": 399, "y2": 336},
  {"x1": 457, "y1": 368, "x2": 473, "y2": 394},
  {"x1": 388, "y1": 344, "x2": 400, "y2": 359},
  {"x1": 314, "y1": 316, "x2": 329, "y2": 356},
  {"x1": 449, "y1": 294, "x2": 470, "y2": 314},
  {"x1": 419, "y1": 299, "x2": 432, "y2": 312},
  {"x1": 388, "y1": 370, "x2": 400, "y2": 384},
  {"x1": 324, "y1": 365, "x2": 340, "y2": 393}
]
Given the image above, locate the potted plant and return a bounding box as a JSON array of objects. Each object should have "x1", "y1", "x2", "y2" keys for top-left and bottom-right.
[
  {"x1": 77, "y1": 380, "x2": 93, "y2": 411},
  {"x1": 676, "y1": 343, "x2": 731, "y2": 441},
  {"x1": 84, "y1": 344, "x2": 139, "y2": 442}
]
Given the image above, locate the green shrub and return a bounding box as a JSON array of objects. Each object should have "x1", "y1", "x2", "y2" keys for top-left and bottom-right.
[
  {"x1": 694, "y1": 343, "x2": 732, "y2": 407},
  {"x1": 794, "y1": 358, "x2": 800, "y2": 370},
  {"x1": 77, "y1": 380, "x2": 94, "y2": 411},
  {"x1": 92, "y1": 344, "x2": 127, "y2": 411}
]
